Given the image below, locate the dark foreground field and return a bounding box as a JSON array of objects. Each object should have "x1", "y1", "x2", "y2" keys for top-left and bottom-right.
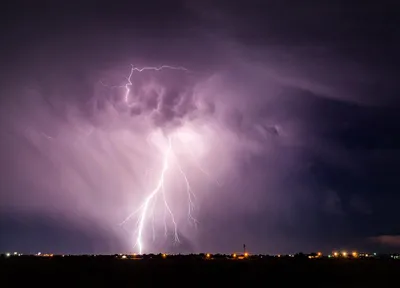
[{"x1": 1, "y1": 257, "x2": 399, "y2": 287}]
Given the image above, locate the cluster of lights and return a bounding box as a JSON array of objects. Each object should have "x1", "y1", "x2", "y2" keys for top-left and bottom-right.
[
  {"x1": 359, "y1": 253, "x2": 377, "y2": 257},
  {"x1": 117, "y1": 253, "x2": 251, "y2": 260},
  {"x1": 331, "y1": 251, "x2": 362, "y2": 258},
  {"x1": 308, "y1": 252, "x2": 323, "y2": 259},
  {"x1": 231, "y1": 252, "x2": 249, "y2": 260},
  {"x1": 116, "y1": 253, "x2": 172, "y2": 260},
  {"x1": 36, "y1": 253, "x2": 54, "y2": 257},
  {"x1": 6, "y1": 251, "x2": 395, "y2": 259},
  {"x1": 5, "y1": 252, "x2": 22, "y2": 257},
  {"x1": 118, "y1": 253, "x2": 143, "y2": 260}
]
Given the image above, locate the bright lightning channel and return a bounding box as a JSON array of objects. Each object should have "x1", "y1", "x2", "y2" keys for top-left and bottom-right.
[
  {"x1": 116, "y1": 65, "x2": 198, "y2": 255},
  {"x1": 100, "y1": 65, "x2": 188, "y2": 105},
  {"x1": 122, "y1": 65, "x2": 188, "y2": 104}
]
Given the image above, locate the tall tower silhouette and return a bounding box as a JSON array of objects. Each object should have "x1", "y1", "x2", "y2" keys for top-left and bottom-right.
[{"x1": 243, "y1": 244, "x2": 246, "y2": 254}]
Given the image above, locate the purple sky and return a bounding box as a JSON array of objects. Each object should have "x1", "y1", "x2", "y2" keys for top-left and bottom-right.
[{"x1": 0, "y1": 0, "x2": 399, "y2": 254}]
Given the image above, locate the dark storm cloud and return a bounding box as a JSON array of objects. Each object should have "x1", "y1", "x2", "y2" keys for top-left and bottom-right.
[
  {"x1": 0, "y1": 211, "x2": 122, "y2": 254},
  {"x1": 191, "y1": 0, "x2": 400, "y2": 107},
  {"x1": 1, "y1": 0, "x2": 399, "y2": 254},
  {"x1": 349, "y1": 195, "x2": 372, "y2": 215}
]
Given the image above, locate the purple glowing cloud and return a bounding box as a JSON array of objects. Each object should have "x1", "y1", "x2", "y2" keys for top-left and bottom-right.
[
  {"x1": 0, "y1": 23, "x2": 387, "y2": 254},
  {"x1": 1, "y1": 60, "x2": 279, "y2": 253}
]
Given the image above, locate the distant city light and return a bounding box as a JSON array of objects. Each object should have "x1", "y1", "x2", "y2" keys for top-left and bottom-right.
[{"x1": 1, "y1": 251, "x2": 392, "y2": 260}]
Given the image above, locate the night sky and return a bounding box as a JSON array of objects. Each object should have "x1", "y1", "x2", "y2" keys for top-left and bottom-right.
[{"x1": 1, "y1": 0, "x2": 399, "y2": 255}]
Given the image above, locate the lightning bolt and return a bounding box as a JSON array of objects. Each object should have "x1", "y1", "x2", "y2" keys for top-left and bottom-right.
[
  {"x1": 100, "y1": 65, "x2": 188, "y2": 105},
  {"x1": 115, "y1": 65, "x2": 199, "y2": 254},
  {"x1": 34, "y1": 64, "x2": 214, "y2": 254},
  {"x1": 134, "y1": 136, "x2": 177, "y2": 254},
  {"x1": 121, "y1": 134, "x2": 199, "y2": 254},
  {"x1": 176, "y1": 160, "x2": 198, "y2": 227}
]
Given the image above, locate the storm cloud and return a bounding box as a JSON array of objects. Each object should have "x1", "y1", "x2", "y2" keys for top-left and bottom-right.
[{"x1": 1, "y1": 0, "x2": 399, "y2": 254}]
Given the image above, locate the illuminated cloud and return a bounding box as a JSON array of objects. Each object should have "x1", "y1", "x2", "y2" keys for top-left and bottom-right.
[
  {"x1": 369, "y1": 235, "x2": 400, "y2": 247},
  {"x1": 1, "y1": 1, "x2": 398, "y2": 254}
]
